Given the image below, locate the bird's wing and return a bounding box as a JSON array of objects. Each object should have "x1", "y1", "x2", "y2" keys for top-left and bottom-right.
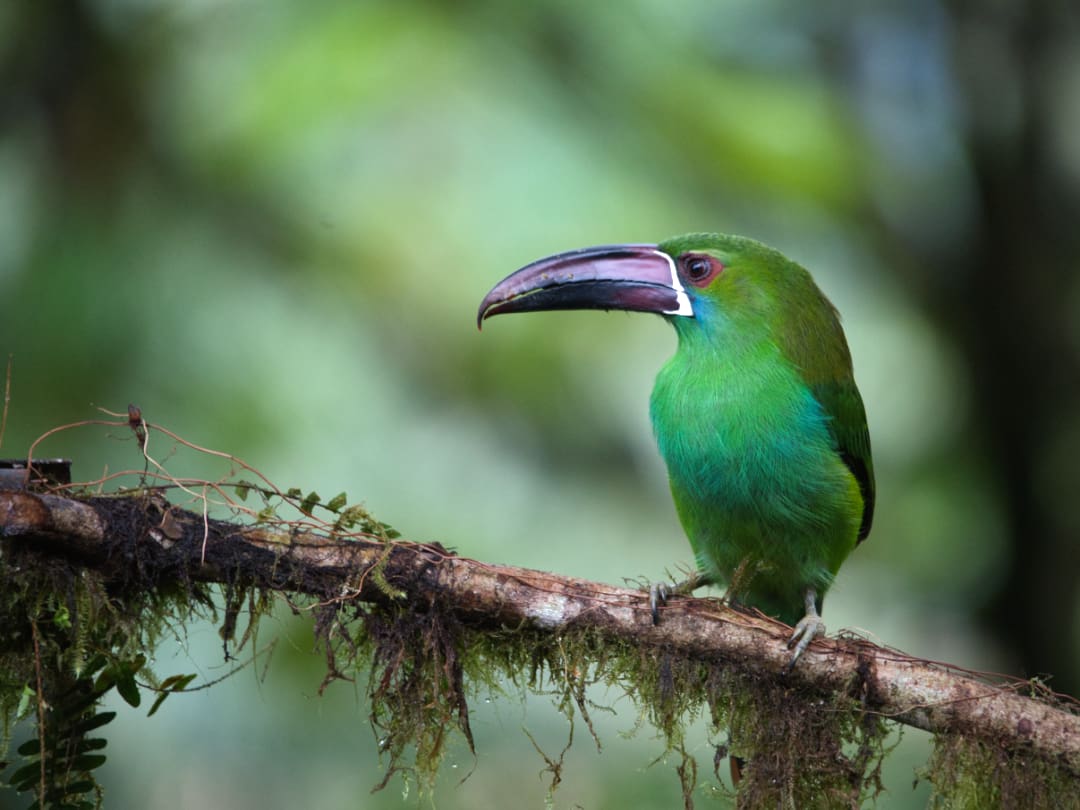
[
  {"x1": 779, "y1": 293, "x2": 875, "y2": 543},
  {"x1": 814, "y1": 378, "x2": 875, "y2": 543}
]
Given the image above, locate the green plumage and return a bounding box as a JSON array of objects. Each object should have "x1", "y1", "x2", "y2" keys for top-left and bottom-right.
[
  {"x1": 478, "y1": 231, "x2": 874, "y2": 650},
  {"x1": 650, "y1": 234, "x2": 873, "y2": 624}
]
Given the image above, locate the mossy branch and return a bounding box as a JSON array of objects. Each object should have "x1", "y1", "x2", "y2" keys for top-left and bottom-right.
[{"x1": 3, "y1": 487, "x2": 1078, "y2": 780}]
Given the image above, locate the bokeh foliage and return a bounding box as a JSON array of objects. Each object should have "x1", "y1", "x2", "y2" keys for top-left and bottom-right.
[{"x1": 2, "y1": 0, "x2": 1079, "y2": 806}]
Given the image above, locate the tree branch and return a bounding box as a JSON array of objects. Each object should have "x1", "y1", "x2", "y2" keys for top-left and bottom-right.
[{"x1": 2, "y1": 488, "x2": 1078, "y2": 776}]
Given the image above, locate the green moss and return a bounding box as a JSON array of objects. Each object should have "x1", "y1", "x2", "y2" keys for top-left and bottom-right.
[
  {"x1": 0, "y1": 508, "x2": 215, "y2": 808},
  {"x1": 305, "y1": 588, "x2": 1070, "y2": 809},
  {"x1": 4, "y1": 487, "x2": 1078, "y2": 809},
  {"x1": 325, "y1": 604, "x2": 891, "y2": 808},
  {"x1": 924, "y1": 734, "x2": 1080, "y2": 810}
]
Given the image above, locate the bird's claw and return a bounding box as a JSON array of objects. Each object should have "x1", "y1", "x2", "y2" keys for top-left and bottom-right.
[
  {"x1": 785, "y1": 614, "x2": 824, "y2": 668},
  {"x1": 649, "y1": 581, "x2": 671, "y2": 625},
  {"x1": 783, "y1": 589, "x2": 824, "y2": 672},
  {"x1": 649, "y1": 572, "x2": 712, "y2": 624}
]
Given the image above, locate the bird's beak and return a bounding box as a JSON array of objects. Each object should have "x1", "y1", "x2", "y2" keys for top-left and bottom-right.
[{"x1": 478, "y1": 244, "x2": 694, "y2": 328}]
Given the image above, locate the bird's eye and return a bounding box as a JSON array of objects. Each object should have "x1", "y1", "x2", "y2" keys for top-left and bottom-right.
[{"x1": 681, "y1": 254, "x2": 721, "y2": 286}]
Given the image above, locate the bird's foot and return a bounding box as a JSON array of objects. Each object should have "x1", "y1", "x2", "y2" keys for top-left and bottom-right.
[
  {"x1": 649, "y1": 571, "x2": 711, "y2": 624},
  {"x1": 783, "y1": 589, "x2": 824, "y2": 673},
  {"x1": 649, "y1": 581, "x2": 670, "y2": 625}
]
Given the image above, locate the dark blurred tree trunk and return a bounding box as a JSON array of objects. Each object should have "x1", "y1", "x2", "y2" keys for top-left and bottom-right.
[
  {"x1": 945, "y1": 0, "x2": 1080, "y2": 693},
  {"x1": 0, "y1": 0, "x2": 145, "y2": 188}
]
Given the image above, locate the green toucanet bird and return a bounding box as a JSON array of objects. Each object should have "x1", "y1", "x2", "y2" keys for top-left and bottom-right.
[{"x1": 477, "y1": 233, "x2": 874, "y2": 665}]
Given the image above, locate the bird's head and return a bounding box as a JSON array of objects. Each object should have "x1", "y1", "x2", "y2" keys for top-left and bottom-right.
[{"x1": 478, "y1": 233, "x2": 803, "y2": 334}]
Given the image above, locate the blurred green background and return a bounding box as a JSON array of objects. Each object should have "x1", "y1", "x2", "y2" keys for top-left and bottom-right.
[{"x1": 2, "y1": 0, "x2": 1079, "y2": 807}]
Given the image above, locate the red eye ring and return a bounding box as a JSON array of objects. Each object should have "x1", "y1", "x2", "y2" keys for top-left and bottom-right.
[{"x1": 680, "y1": 253, "x2": 722, "y2": 286}]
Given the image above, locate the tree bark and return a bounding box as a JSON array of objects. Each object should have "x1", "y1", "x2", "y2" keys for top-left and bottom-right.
[{"x1": 2, "y1": 488, "x2": 1078, "y2": 776}]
